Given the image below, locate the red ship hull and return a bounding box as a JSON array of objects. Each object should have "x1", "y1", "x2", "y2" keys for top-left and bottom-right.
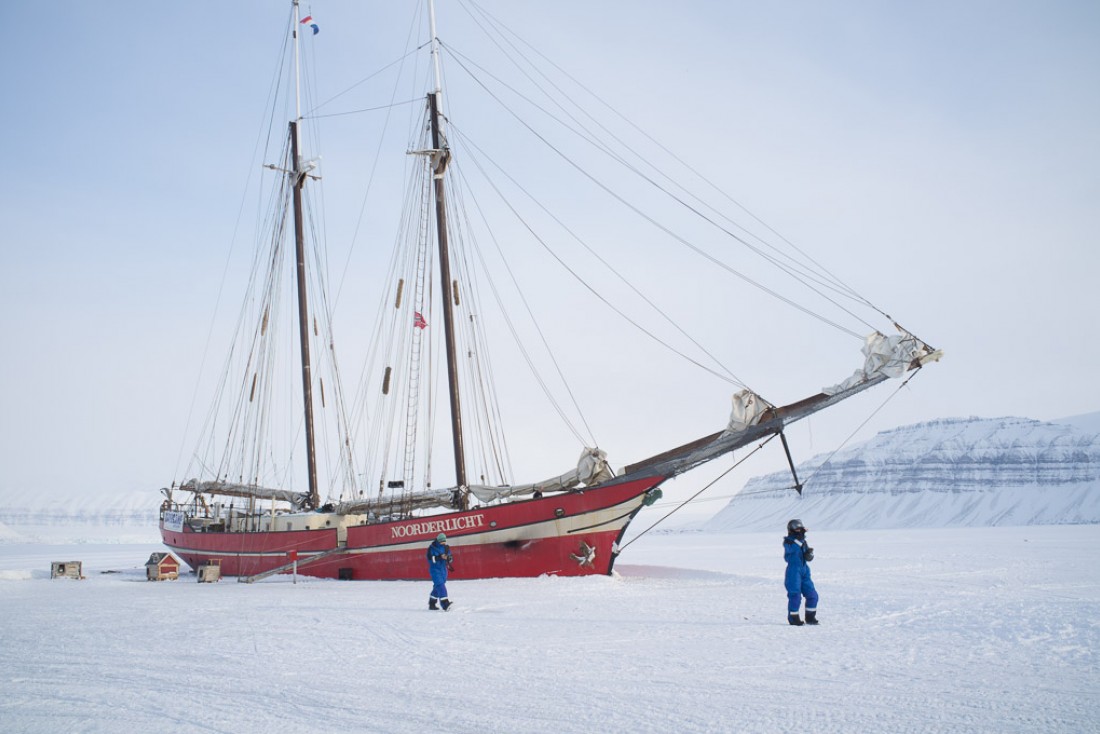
[{"x1": 160, "y1": 475, "x2": 665, "y2": 580}]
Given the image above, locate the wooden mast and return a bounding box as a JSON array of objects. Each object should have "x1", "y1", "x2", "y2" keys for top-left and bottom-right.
[
  {"x1": 291, "y1": 0, "x2": 320, "y2": 509},
  {"x1": 427, "y1": 0, "x2": 467, "y2": 505}
]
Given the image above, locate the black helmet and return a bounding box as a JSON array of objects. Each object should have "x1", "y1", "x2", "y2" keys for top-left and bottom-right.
[{"x1": 787, "y1": 519, "x2": 806, "y2": 535}]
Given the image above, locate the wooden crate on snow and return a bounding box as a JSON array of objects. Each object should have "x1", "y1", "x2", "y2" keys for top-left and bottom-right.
[
  {"x1": 197, "y1": 559, "x2": 222, "y2": 583},
  {"x1": 50, "y1": 561, "x2": 83, "y2": 580}
]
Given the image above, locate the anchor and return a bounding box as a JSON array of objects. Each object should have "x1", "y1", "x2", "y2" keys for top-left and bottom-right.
[{"x1": 570, "y1": 541, "x2": 596, "y2": 568}]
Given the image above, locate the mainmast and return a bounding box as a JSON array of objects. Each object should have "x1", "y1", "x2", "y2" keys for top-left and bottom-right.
[
  {"x1": 427, "y1": 0, "x2": 468, "y2": 503},
  {"x1": 290, "y1": 0, "x2": 320, "y2": 509}
]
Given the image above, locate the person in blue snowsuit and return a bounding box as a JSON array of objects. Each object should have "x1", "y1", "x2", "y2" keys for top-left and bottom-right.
[
  {"x1": 783, "y1": 519, "x2": 819, "y2": 626},
  {"x1": 427, "y1": 533, "x2": 454, "y2": 611}
]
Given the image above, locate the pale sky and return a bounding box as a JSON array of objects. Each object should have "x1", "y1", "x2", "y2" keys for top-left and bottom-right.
[{"x1": 2, "y1": 1, "x2": 1097, "y2": 519}]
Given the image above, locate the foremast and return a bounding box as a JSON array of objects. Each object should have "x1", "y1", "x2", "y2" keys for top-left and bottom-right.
[{"x1": 426, "y1": 0, "x2": 468, "y2": 507}]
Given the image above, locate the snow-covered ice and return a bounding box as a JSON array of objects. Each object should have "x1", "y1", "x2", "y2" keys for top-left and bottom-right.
[{"x1": 2, "y1": 525, "x2": 1097, "y2": 733}]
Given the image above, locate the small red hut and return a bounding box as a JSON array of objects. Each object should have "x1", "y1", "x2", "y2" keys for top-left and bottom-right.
[{"x1": 146, "y1": 552, "x2": 181, "y2": 581}]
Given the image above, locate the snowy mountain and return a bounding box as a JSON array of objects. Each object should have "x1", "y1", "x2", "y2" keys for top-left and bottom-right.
[
  {"x1": 0, "y1": 488, "x2": 159, "y2": 544},
  {"x1": 1055, "y1": 410, "x2": 1100, "y2": 436},
  {"x1": 705, "y1": 414, "x2": 1100, "y2": 533}
]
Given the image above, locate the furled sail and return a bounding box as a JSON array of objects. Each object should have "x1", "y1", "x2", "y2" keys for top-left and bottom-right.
[
  {"x1": 173, "y1": 481, "x2": 311, "y2": 508},
  {"x1": 727, "y1": 390, "x2": 770, "y2": 433},
  {"x1": 335, "y1": 488, "x2": 458, "y2": 516},
  {"x1": 824, "y1": 331, "x2": 934, "y2": 396},
  {"x1": 468, "y1": 448, "x2": 614, "y2": 503}
]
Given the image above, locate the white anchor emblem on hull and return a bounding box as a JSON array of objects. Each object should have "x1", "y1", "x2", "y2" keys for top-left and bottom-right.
[{"x1": 571, "y1": 541, "x2": 596, "y2": 567}]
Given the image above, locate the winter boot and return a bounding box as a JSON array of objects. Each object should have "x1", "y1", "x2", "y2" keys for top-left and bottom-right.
[
  {"x1": 429, "y1": 597, "x2": 439, "y2": 611},
  {"x1": 805, "y1": 610, "x2": 819, "y2": 625},
  {"x1": 441, "y1": 598, "x2": 452, "y2": 611},
  {"x1": 788, "y1": 613, "x2": 804, "y2": 626}
]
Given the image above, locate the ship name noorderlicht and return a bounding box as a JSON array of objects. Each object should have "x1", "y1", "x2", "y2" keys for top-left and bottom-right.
[{"x1": 390, "y1": 514, "x2": 487, "y2": 539}]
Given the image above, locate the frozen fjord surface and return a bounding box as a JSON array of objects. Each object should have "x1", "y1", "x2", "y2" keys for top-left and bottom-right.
[{"x1": 1, "y1": 525, "x2": 1098, "y2": 733}]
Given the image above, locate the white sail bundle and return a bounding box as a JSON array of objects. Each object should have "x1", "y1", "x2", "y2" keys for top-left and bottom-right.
[
  {"x1": 335, "y1": 487, "x2": 458, "y2": 516},
  {"x1": 468, "y1": 448, "x2": 614, "y2": 503},
  {"x1": 176, "y1": 481, "x2": 311, "y2": 508},
  {"x1": 726, "y1": 390, "x2": 770, "y2": 433},
  {"x1": 824, "y1": 332, "x2": 934, "y2": 396}
]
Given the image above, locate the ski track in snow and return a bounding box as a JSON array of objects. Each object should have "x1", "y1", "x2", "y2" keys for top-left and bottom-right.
[{"x1": 1, "y1": 526, "x2": 1097, "y2": 733}]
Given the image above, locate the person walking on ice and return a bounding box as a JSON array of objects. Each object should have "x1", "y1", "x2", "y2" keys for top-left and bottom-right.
[
  {"x1": 783, "y1": 519, "x2": 818, "y2": 626},
  {"x1": 427, "y1": 533, "x2": 454, "y2": 611}
]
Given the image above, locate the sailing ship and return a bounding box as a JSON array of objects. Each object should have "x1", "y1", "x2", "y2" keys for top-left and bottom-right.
[{"x1": 158, "y1": 1, "x2": 941, "y2": 581}]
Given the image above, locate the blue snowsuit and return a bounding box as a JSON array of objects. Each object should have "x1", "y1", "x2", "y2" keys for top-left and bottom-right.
[
  {"x1": 427, "y1": 540, "x2": 452, "y2": 602},
  {"x1": 783, "y1": 535, "x2": 818, "y2": 615}
]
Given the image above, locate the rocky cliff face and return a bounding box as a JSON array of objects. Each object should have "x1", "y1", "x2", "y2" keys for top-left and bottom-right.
[{"x1": 705, "y1": 415, "x2": 1100, "y2": 532}]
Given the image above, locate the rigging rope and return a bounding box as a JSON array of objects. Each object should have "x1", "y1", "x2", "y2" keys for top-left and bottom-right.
[
  {"x1": 303, "y1": 46, "x2": 426, "y2": 117},
  {"x1": 449, "y1": 122, "x2": 748, "y2": 389},
  {"x1": 618, "y1": 434, "x2": 778, "y2": 552},
  {"x1": 304, "y1": 98, "x2": 421, "y2": 120},
  {"x1": 458, "y1": 0, "x2": 891, "y2": 322},
  {"x1": 620, "y1": 368, "x2": 923, "y2": 544},
  {"x1": 444, "y1": 161, "x2": 541, "y2": 474},
  {"x1": 441, "y1": 32, "x2": 859, "y2": 311},
  {"x1": 441, "y1": 43, "x2": 872, "y2": 340},
  {"x1": 179, "y1": 17, "x2": 295, "y2": 485},
  {"x1": 447, "y1": 142, "x2": 597, "y2": 446},
  {"x1": 332, "y1": 7, "x2": 427, "y2": 313},
  {"x1": 798, "y1": 369, "x2": 922, "y2": 491}
]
